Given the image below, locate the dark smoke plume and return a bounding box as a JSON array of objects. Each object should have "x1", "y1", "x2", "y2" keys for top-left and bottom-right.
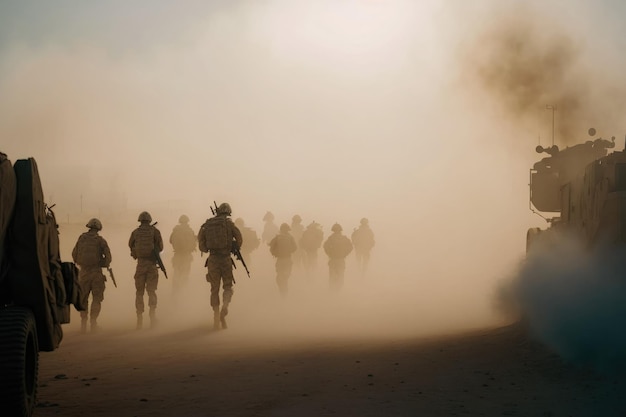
[{"x1": 459, "y1": 4, "x2": 598, "y2": 144}]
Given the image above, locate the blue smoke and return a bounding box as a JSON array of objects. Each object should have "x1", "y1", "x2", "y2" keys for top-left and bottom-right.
[{"x1": 513, "y1": 238, "x2": 626, "y2": 374}]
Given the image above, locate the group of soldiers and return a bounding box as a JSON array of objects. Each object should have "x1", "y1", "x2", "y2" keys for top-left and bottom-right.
[{"x1": 71, "y1": 203, "x2": 375, "y2": 333}]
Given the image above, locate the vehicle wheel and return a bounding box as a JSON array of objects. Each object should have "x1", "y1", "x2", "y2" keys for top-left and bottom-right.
[{"x1": 0, "y1": 306, "x2": 39, "y2": 417}]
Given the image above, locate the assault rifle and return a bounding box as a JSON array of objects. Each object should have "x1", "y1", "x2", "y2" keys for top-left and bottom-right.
[
  {"x1": 106, "y1": 267, "x2": 117, "y2": 288},
  {"x1": 153, "y1": 248, "x2": 168, "y2": 279},
  {"x1": 210, "y1": 201, "x2": 250, "y2": 277},
  {"x1": 231, "y1": 242, "x2": 250, "y2": 278},
  {"x1": 151, "y1": 221, "x2": 168, "y2": 279}
]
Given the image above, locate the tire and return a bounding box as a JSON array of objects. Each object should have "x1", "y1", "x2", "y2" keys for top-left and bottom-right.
[{"x1": 0, "y1": 306, "x2": 39, "y2": 417}]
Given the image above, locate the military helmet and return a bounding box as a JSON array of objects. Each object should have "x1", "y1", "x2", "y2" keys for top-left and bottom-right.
[
  {"x1": 360, "y1": 217, "x2": 369, "y2": 226},
  {"x1": 138, "y1": 211, "x2": 152, "y2": 222},
  {"x1": 179, "y1": 214, "x2": 189, "y2": 224},
  {"x1": 234, "y1": 217, "x2": 245, "y2": 228},
  {"x1": 331, "y1": 223, "x2": 342, "y2": 232},
  {"x1": 280, "y1": 223, "x2": 291, "y2": 233},
  {"x1": 86, "y1": 218, "x2": 102, "y2": 231},
  {"x1": 217, "y1": 202, "x2": 232, "y2": 215},
  {"x1": 292, "y1": 214, "x2": 302, "y2": 223},
  {"x1": 263, "y1": 211, "x2": 275, "y2": 221}
]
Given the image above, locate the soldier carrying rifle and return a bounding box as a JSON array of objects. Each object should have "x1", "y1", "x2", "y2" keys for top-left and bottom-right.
[
  {"x1": 72, "y1": 218, "x2": 112, "y2": 333},
  {"x1": 129, "y1": 211, "x2": 164, "y2": 330},
  {"x1": 198, "y1": 202, "x2": 244, "y2": 330}
]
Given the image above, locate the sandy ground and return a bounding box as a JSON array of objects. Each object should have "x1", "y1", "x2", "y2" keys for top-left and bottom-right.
[
  {"x1": 33, "y1": 320, "x2": 626, "y2": 417},
  {"x1": 36, "y1": 223, "x2": 625, "y2": 417}
]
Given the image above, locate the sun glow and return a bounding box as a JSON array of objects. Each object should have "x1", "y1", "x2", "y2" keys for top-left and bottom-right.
[{"x1": 253, "y1": 0, "x2": 435, "y2": 71}]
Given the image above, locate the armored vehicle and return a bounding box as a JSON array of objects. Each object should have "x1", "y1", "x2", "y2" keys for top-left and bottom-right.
[
  {"x1": 0, "y1": 153, "x2": 81, "y2": 417},
  {"x1": 526, "y1": 128, "x2": 626, "y2": 251}
]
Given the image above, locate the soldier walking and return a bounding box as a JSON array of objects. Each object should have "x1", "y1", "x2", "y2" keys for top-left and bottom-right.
[
  {"x1": 300, "y1": 221, "x2": 324, "y2": 277},
  {"x1": 290, "y1": 214, "x2": 305, "y2": 271},
  {"x1": 323, "y1": 223, "x2": 353, "y2": 290},
  {"x1": 198, "y1": 203, "x2": 243, "y2": 330},
  {"x1": 269, "y1": 223, "x2": 298, "y2": 297},
  {"x1": 129, "y1": 211, "x2": 164, "y2": 329},
  {"x1": 72, "y1": 218, "x2": 112, "y2": 333},
  {"x1": 261, "y1": 211, "x2": 278, "y2": 245},
  {"x1": 351, "y1": 218, "x2": 375, "y2": 275},
  {"x1": 169, "y1": 214, "x2": 197, "y2": 294}
]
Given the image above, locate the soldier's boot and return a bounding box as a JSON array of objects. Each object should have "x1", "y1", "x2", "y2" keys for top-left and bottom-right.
[
  {"x1": 149, "y1": 308, "x2": 157, "y2": 329},
  {"x1": 220, "y1": 305, "x2": 229, "y2": 330},
  {"x1": 136, "y1": 313, "x2": 143, "y2": 330},
  {"x1": 90, "y1": 318, "x2": 99, "y2": 333},
  {"x1": 80, "y1": 317, "x2": 88, "y2": 333},
  {"x1": 212, "y1": 307, "x2": 220, "y2": 330}
]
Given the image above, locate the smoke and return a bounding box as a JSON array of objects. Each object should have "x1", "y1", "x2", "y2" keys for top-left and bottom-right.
[
  {"x1": 3, "y1": 0, "x2": 626, "y2": 353},
  {"x1": 456, "y1": 1, "x2": 626, "y2": 145},
  {"x1": 497, "y1": 235, "x2": 626, "y2": 374}
]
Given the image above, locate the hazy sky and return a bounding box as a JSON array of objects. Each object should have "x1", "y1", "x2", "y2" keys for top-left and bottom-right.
[{"x1": 2, "y1": 0, "x2": 626, "y2": 332}]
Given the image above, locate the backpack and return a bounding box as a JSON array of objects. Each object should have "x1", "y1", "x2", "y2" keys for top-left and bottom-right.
[
  {"x1": 74, "y1": 233, "x2": 102, "y2": 267},
  {"x1": 133, "y1": 226, "x2": 156, "y2": 258},
  {"x1": 325, "y1": 234, "x2": 353, "y2": 259},
  {"x1": 269, "y1": 234, "x2": 296, "y2": 258},
  {"x1": 199, "y1": 216, "x2": 232, "y2": 252},
  {"x1": 170, "y1": 224, "x2": 196, "y2": 253},
  {"x1": 352, "y1": 227, "x2": 375, "y2": 251}
]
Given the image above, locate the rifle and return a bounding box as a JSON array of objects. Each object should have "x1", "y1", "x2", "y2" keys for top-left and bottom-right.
[
  {"x1": 153, "y1": 248, "x2": 168, "y2": 279},
  {"x1": 231, "y1": 243, "x2": 250, "y2": 278},
  {"x1": 106, "y1": 267, "x2": 118, "y2": 288},
  {"x1": 150, "y1": 221, "x2": 168, "y2": 279}
]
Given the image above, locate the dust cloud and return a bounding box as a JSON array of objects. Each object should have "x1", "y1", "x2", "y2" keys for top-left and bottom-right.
[
  {"x1": 502, "y1": 236, "x2": 626, "y2": 374},
  {"x1": 1, "y1": 0, "x2": 626, "y2": 350}
]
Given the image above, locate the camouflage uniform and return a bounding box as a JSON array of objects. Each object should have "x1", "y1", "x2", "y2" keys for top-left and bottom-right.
[
  {"x1": 261, "y1": 211, "x2": 279, "y2": 245},
  {"x1": 290, "y1": 215, "x2": 305, "y2": 270},
  {"x1": 129, "y1": 214, "x2": 164, "y2": 329},
  {"x1": 300, "y1": 222, "x2": 324, "y2": 276},
  {"x1": 198, "y1": 203, "x2": 243, "y2": 330},
  {"x1": 269, "y1": 224, "x2": 298, "y2": 297},
  {"x1": 323, "y1": 224, "x2": 353, "y2": 290},
  {"x1": 71, "y1": 224, "x2": 112, "y2": 332},
  {"x1": 169, "y1": 216, "x2": 196, "y2": 293},
  {"x1": 351, "y1": 219, "x2": 375, "y2": 275}
]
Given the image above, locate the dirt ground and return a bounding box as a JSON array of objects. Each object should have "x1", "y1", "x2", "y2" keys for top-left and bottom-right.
[{"x1": 33, "y1": 320, "x2": 626, "y2": 417}]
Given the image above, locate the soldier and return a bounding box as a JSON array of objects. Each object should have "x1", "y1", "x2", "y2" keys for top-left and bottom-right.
[
  {"x1": 290, "y1": 214, "x2": 305, "y2": 270},
  {"x1": 198, "y1": 202, "x2": 243, "y2": 330},
  {"x1": 300, "y1": 221, "x2": 324, "y2": 276},
  {"x1": 128, "y1": 211, "x2": 164, "y2": 329},
  {"x1": 71, "y1": 218, "x2": 112, "y2": 333},
  {"x1": 351, "y1": 217, "x2": 375, "y2": 275},
  {"x1": 261, "y1": 211, "x2": 279, "y2": 245},
  {"x1": 169, "y1": 214, "x2": 197, "y2": 294},
  {"x1": 269, "y1": 223, "x2": 298, "y2": 297},
  {"x1": 323, "y1": 223, "x2": 353, "y2": 290},
  {"x1": 234, "y1": 217, "x2": 260, "y2": 266}
]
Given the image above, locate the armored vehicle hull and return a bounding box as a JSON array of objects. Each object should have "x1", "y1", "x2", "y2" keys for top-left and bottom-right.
[
  {"x1": 527, "y1": 129, "x2": 626, "y2": 252},
  {"x1": 0, "y1": 153, "x2": 81, "y2": 417}
]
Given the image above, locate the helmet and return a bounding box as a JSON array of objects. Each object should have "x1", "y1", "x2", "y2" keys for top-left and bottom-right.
[
  {"x1": 292, "y1": 214, "x2": 302, "y2": 223},
  {"x1": 360, "y1": 217, "x2": 369, "y2": 226},
  {"x1": 234, "y1": 217, "x2": 245, "y2": 228},
  {"x1": 263, "y1": 211, "x2": 275, "y2": 221},
  {"x1": 331, "y1": 223, "x2": 342, "y2": 232},
  {"x1": 217, "y1": 202, "x2": 232, "y2": 215},
  {"x1": 179, "y1": 214, "x2": 189, "y2": 224},
  {"x1": 86, "y1": 218, "x2": 102, "y2": 231},
  {"x1": 280, "y1": 223, "x2": 291, "y2": 233},
  {"x1": 138, "y1": 211, "x2": 152, "y2": 223}
]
